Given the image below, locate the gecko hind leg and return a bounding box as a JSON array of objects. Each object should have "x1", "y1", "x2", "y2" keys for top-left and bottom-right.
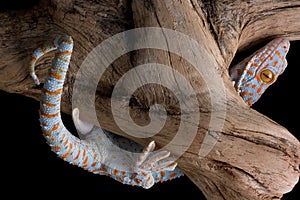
[{"x1": 72, "y1": 107, "x2": 179, "y2": 185}]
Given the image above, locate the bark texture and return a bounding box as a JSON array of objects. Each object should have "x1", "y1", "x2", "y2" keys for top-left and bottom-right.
[{"x1": 1, "y1": 0, "x2": 300, "y2": 199}]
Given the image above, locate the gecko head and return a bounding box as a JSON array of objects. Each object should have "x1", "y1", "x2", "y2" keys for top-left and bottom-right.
[{"x1": 236, "y1": 38, "x2": 290, "y2": 106}]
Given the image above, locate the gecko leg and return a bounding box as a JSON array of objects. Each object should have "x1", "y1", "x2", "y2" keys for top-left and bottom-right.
[
  {"x1": 72, "y1": 107, "x2": 180, "y2": 188},
  {"x1": 72, "y1": 107, "x2": 178, "y2": 171}
]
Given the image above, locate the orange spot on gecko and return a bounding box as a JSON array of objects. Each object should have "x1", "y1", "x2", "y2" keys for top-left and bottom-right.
[
  {"x1": 257, "y1": 84, "x2": 263, "y2": 93},
  {"x1": 63, "y1": 138, "x2": 69, "y2": 146},
  {"x1": 30, "y1": 56, "x2": 37, "y2": 62},
  {"x1": 245, "y1": 97, "x2": 252, "y2": 104},
  {"x1": 61, "y1": 143, "x2": 72, "y2": 159},
  {"x1": 93, "y1": 153, "x2": 98, "y2": 160},
  {"x1": 245, "y1": 99, "x2": 252, "y2": 106},
  {"x1": 247, "y1": 70, "x2": 253, "y2": 76},
  {"x1": 146, "y1": 176, "x2": 151, "y2": 182},
  {"x1": 59, "y1": 38, "x2": 73, "y2": 45},
  {"x1": 275, "y1": 50, "x2": 281, "y2": 57},
  {"x1": 42, "y1": 122, "x2": 59, "y2": 136},
  {"x1": 260, "y1": 57, "x2": 265, "y2": 62},
  {"x1": 83, "y1": 156, "x2": 89, "y2": 166},
  {"x1": 52, "y1": 122, "x2": 60, "y2": 131},
  {"x1": 41, "y1": 46, "x2": 46, "y2": 54},
  {"x1": 59, "y1": 51, "x2": 72, "y2": 55},
  {"x1": 252, "y1": 84, "x2": 257, "y2": 89},
  {"x1": 49, "y1": 71, "x2": 62, "y2": 80},
  {"x1": 41, "y1": 88, "x2": 62, "y2": 95},
  {"x1": 61, "y1": 133, "x2": 66, "y2": 140},
  {"x1": 255, "y1": 76, "x2": 260, "y2": 82},
  {"x1": 112, "y1": 169, "x2": 118, "y2": 175},
  {"x1": 74, "y1": 149, "x2": 81, "y2": 160},
  {"x1": 39, "y1": 109, "x2": 59, "y2": 118},
  {"x1": 49, "y1": 136, "x2": 55, "y2": 142},
  {"x1": 141, "y1": 172, "x2": 147, "y2": 177},
  {"x1": 273, "y1": 60, "x2": 278, "y2": 67},
  {"x1": 41, "y1": 101, "x2": 56, "y2": 107},
  {"x1": 169, "y1": 173, "x2": 177, "y2": 179},
  {"x1": 135, "y1": 179, "x2": 141, "y2": 184},
  {"x1": 160, "y1": 171, "x2": 166, "y2": 177},
  {"x1": 241, "y1": 91, "x2": 248, "y2": 96},
  {"x1": 244, "y1": 83, "x2": 250, "y2": 87}
]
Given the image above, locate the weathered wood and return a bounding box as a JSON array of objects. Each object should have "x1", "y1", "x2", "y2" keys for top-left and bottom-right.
[{"x1": 0, "y1": 0, "x2": 300, "y2": 199}]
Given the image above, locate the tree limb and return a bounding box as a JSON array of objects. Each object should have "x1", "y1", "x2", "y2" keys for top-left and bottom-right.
[{"x1": 0, "y1": 0, "x2": 299, "y2": 199}]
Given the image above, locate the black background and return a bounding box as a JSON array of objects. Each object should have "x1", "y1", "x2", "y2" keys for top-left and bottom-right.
[{"x1": 1, "y1": 1, "x2": 300, "y2": 199}]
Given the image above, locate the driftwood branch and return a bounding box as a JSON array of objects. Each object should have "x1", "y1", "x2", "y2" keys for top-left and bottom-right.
[{"x1": 1, "y1": 0, "x2": 300, "y2": 199}]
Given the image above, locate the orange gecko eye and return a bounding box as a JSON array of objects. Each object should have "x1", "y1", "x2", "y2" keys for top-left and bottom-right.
[{"x1": 260, "y1": 69, "x2": 275, "y2": 84}]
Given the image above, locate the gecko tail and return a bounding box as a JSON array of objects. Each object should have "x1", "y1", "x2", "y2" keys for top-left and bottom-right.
[
  {"x1": 28, "y1": 35, "x2": 62, "y2": 86},
  {"x1": 32, "y1": 35, "x2": 103, "y2": 171}
]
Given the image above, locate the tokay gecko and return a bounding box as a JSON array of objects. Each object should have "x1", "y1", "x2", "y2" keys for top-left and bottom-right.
[{"x1": 29, "y1": 35, "x2": 289, "y2": 189}]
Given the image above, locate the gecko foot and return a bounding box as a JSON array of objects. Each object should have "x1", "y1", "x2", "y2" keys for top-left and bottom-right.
[
  {"x1": 132, "y1": 141, "x2": 178, "y2": 188},
  {"x1": 136, "y1": 141, "x2": 177, "y2": 172}
]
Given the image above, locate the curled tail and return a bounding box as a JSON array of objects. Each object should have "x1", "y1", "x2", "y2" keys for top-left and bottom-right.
[{"x1": 29, "y1": 35, "x2": 103, "y2": 170}]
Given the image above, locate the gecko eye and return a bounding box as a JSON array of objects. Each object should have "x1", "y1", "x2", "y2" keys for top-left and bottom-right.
[{"x1": 260, "y1": 69, "x2": 275, "y2": 84}]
